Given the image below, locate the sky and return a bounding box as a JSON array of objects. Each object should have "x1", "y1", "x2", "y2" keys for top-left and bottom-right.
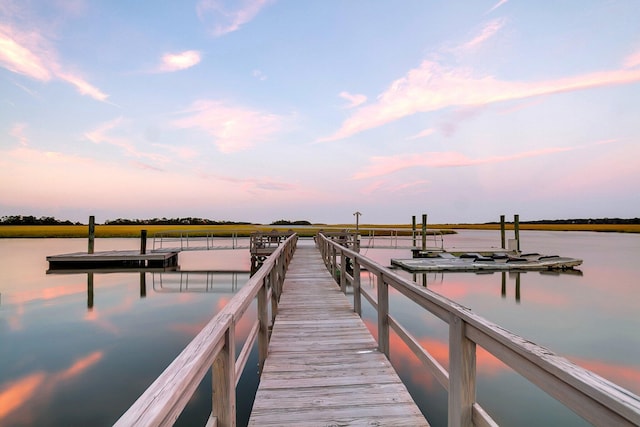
[{"x1": 1, "y1": 0, "x2": 639, "y2": 225}]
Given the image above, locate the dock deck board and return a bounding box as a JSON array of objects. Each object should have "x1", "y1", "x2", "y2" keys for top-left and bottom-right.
[{"x1": 248, "y1": 245, "x2": 429, "y2": 426}]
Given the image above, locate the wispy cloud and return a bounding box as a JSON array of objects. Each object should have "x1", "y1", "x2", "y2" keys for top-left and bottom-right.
[
  {"x1": 339, "y1": 91, "x2": 367, "y2": 108},
  {"x1": 159, "y1": 50, "x2": 201, "y2": 72},
  {"x1": 9, "y1": 123, "x2": 29, "y2": 146},
  {"x1": 253, "y1": 69, "x2": 267, "y2": 80},
  {"x1": 0, "y1": 25, "x2": 52, "y2": 80},
  {"x1": 84, "y1": 117, "x2": 169, "y2": 164},
  {"x1": 623, "y1": 49, "x2": 640, "y2": 69},
  {"x1": 321, "y1": 60, "x2": 640, "y2": 142},
  {"x1": 406, "y1": 128, "x2": 435, "y2": 140},
  {"x1": 459, "y1": 18, "x2": 505, "y2": 51},
  {"x1": 487, "y1": 0, "x2": 509, "y2": 14},
  {"x1": 353, "y1": 146, "x2": 581, "y2": 180},
  {"x1": 0, "y1": 24, "x2": 109, "y2": 102},
  {"x1": 197, "y1": 0, "x2": 271, "y2": 37},
  {"x1": 199, "y1": 172, "x2": 297, "y2": 192},
  {"x1": 171, "y1": 100, "x2": 285, "y2": 153},
  {"x1": 56, "y1": 71, "x2": 108, "y2": 101}
]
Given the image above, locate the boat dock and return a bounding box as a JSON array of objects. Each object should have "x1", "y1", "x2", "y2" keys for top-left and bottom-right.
[
  {"x1": 113, "y1": 233, "x2": 640, "y2": 427},
  {"x1": 46, "y1": 250, "x2": 179, "y2": 270},
  {"x1": 248, "y1": 245, "x2": 428, "y2": 426}
]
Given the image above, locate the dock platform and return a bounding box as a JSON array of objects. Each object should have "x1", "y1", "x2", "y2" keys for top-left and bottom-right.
[
  {"x1": 47, "y1": 250, "x2": 179, "y2": 270},
  {"x1": 248, "y1": 245, "x2": 428, "y2": 426}
]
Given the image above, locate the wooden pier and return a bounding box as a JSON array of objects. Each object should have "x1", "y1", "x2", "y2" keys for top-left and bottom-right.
[
  {"x1": 248, "y1": 245, "x2": 428, "y2": 426},
  {"x1": 114, "y1": 233, "x2": 640, "y2": 427}
]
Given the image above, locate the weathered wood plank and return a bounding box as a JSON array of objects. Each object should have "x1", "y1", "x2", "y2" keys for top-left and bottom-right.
[{"x1": 248, "y1": 245, "x2": 428, "y2": 426}]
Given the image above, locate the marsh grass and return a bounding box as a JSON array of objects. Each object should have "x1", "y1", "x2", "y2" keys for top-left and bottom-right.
[{"x1": 1, "y1": 223, "x2": 637, "y2": 238}]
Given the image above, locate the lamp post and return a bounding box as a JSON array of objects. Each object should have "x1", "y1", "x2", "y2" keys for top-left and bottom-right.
[
  {"x1": 353, "y1": 211, "x2": 362, "y2": 252},
  {"x1": 353, "y1": 211, "x2": 361, "y2": 234}
]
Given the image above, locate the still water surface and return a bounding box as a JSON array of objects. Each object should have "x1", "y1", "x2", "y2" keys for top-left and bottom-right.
[{"x1": 0, "y1": 231, "x2": 638, "y2": 426}]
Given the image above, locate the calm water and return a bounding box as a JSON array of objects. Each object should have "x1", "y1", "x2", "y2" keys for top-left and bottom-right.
[{"x1": 0, "y1": 231, "x2": 638, "y2": 426}]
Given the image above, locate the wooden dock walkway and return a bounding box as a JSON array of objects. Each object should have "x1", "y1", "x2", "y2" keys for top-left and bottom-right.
[{"x1": 248, "y1": 245, "x2": 428, "y2": 426}]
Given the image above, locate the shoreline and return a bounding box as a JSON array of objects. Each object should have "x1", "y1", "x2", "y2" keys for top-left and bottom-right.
[{"x1": 1, "y1": 223, "x2": 638, "y2": 238}]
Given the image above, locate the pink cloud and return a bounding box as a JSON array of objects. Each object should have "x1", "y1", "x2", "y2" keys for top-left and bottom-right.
[
  {"x1": 197, "y1": 0, "x2": 271, "y2": 37},
  {"x1": 159, "y1": 50, "x2": 201, "y2": 72},
  {"x1": 171, "y1": 100, "x2": 285, "y2": 153},
  {"x1": 460, "y1": 18, "x2": 506, "y2": 51},
  {"x1": 624, "y1": 50, "x2": 640, "y2": 69},
  {"x1": 84, "y1": 117, "x2": 170, "y2": 164},
  {"x1": 198, "y1": 171, "x2": 297, "y2": 193},
  {"x1": 353, "y1": 146, "x2": 579, "y2": 180},
  {"x1": 0, "y1": 25, "x2": 52, "y2": 80},
  {"x1": 406, "y1": 128, "x2": 435, "y2": 140},
  {"x1": 56, "y1": 71, "x2": 109, "y2": 101},
  {"x1": 321, "y1": 60, "x2": 640, "y2": 142},
  {"x1": 339, "y1": 91, "x2": 367, "y2": 108},
  {"x1": 487, "y1": 0, "x2": 509, "y2": 14},
  {"x1": 9, "y1": 123, "x2": 29, "y2": 146},
  {"x1": 0, "y1": 24, "x2": 109, "y2": 102}
]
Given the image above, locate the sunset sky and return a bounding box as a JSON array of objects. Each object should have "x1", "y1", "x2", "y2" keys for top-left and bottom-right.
[{"x1": 1, "y1": 1, "x2": 639, "y2": 224}]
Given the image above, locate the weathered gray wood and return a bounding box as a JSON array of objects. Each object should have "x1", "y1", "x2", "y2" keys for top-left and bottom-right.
[
  {"x1": 212, "y1": 325, "x2": 235, "y2": 427},
  {"x1": 114, "y1": 235, "x2": 298, "y2": 427},
  {"x1": 473, "y1": 403, "x2": 499, "y2": 427},
  {"x1": 449, "y1": 314, "x2": 476, "y2": 427},
  {"x1": 257, "y1": 279, "x2": 268, "y2": 374},
  {"x1": 377, "y1": 271, "x2": 390, "y2": 357},
  {"x1": 88, "y1": 215, "x2": 95, "y2": 254},
  {"x1": 353, "y1": 259, "x2": 361, "y2": 316},
  {"x1": 340, "y1": 251, "x2": 347, "y2": 292},
  {"x1": 113, "y1": 314, "x2": 230, "y2": 426},
  {"x1": 249, "y1": 245, "x2": 428, "y2": 426},
  {"x1": 318, "y1": 233, "x2": 640, "y2": 427},
  {"x1": 235, "y1": 321, "x2": 258, "y2": 387},
  {"x1": 389, "y1": 314, "x2": 449, "y2": 390}
]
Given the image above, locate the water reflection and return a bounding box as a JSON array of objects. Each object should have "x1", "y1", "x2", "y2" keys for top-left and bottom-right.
[
  {"x1": 406, "y1": 269, "x2": 582, "y2": 304},
  {"x1": 45, "y1": 270, "x2": 250, "y2": 311}
]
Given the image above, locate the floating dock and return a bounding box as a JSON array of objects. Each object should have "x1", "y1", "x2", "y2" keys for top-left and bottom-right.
[
  {"x1": 47, "y1": 250, "x2": 179, "y2": 270},
  {"x1": 392, "y1": 251, "x2": 582, "y2": 272}
]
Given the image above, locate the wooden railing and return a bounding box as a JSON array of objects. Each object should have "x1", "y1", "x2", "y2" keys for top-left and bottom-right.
[
  {"x1": 114, "y1": 234, "x2": 298, "y2": 427},
  {"x1": 317, "y1": 232, "x2": 640, "y2": 427}
]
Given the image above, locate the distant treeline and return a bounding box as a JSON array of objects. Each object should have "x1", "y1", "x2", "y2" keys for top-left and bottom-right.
[
  {"x1": 486, "y1": 218, "x2": 640, "y2": 225},
  {"x1": 104, "y1": 217, "x2": 254, "y2": 225},
  {"x1": 3, "y1": 215, "x2": 638, "y2": 226},
  {"x1": 270, "y1": 220, "x2": 312, "y2": 226},
  {"x1": 0, "y1": 215, "x2": 81, "y2": 225}
]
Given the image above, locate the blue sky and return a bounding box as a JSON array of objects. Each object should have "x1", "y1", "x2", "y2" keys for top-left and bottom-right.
[{"x1": 1, "y1": 0, "x2": 639, "y2": 224}]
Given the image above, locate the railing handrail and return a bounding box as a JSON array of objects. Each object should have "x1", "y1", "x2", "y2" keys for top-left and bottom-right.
[
  {"x1": 317, "y1": 233, "x2": 640, "y2": 427},
  {"x1": 115, "y1": 234, "x2": 298, "y2": 427}
]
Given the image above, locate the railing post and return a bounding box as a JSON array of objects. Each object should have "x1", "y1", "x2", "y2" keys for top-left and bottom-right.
[
  {"x1": 353, "y1": 259, "x2": 361, "y2": 316},
  {"x1": 270, "y1": 269, "x2": 278, "y2": 325},
  {"x1": 377, "y1": 272, "x2": 389, "y2": 357},
  {"x1": 212, "y1": 323, "x2": 236, "y2": 427},
  {"x1": 448, "y1": 314, "x2": 476, "y2": 427},
  {"x1": 340, "y1": 250, "x2": 347, "y2": 293},
  {"x1": 258, "y1": 278, "x2": 269, "y2": 374},
  {"x1": 331, "y1": 245, "x2": 338, "y2": 282}
]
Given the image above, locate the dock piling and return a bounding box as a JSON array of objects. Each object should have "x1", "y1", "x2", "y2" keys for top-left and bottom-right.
[
  {"x1": 412, "y1": 215, "x2": 417, "y2": 247},
  {"x1": 421, "y1": 214, "x2": 428, "y2": 251},
  {"x1": 88, "y1": 216, "x2": 95, "y2": 254},
  {"x1": 500, "y1": 215, "x2": 506, "y2": 249},
  {"x1": 140, "y1": 230, "x2": 147, "y2": 255},
  {"x1": 514, "y1": 214, "x2": 520, "y2": 252}
]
